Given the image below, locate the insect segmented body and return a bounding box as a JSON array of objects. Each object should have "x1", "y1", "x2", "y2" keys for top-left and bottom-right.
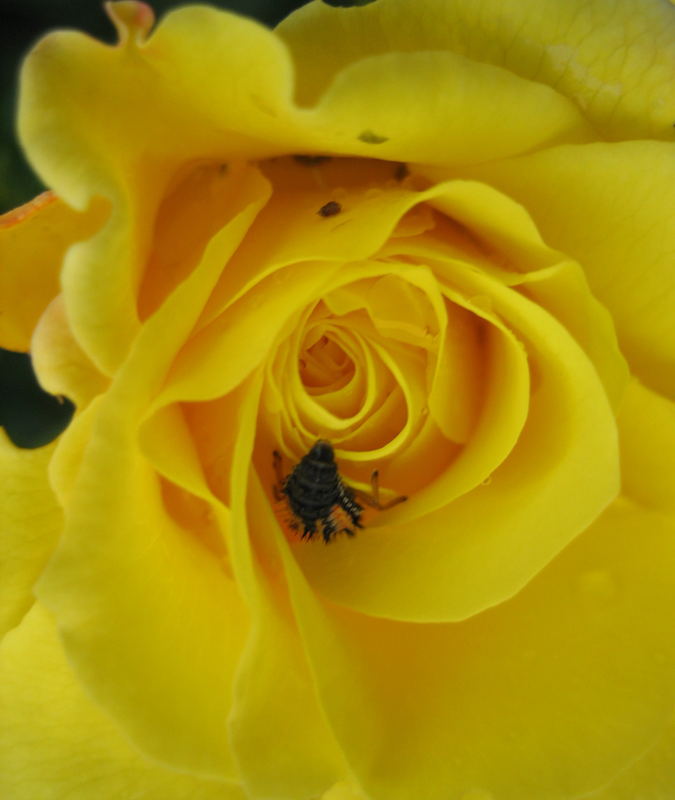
[
  {"x1": 274, "y1": 440, "x2": 363, "y2": 543},
  {"x1": 273, "y1": 440, "x2": 407, "y2": 543}
]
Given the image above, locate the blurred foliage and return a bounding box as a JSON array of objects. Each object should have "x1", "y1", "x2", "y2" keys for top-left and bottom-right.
[
  {"x1": 0, "y1": 350, "x2": 75, "y2": 448},
  {"x1": 0, "y1": 0, "x2": 311, "y2": 447}
]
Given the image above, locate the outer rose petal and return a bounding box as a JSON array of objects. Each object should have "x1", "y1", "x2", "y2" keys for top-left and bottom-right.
[
  {"x1": 278, "y1": 0, "x2": 675, "y2": 140},
  {"x1": 0, "y1": 435, "x2": 60, "y2": 636},
  {"x1": 36, "y1": 396, "x2": 249, "y2": 780},
  {"x1": 31, "y1": 295, "x2": 109, "y2": 408},
  {"x1": 590, "y1": 714, "x2": 675, "y2": 800},
  {"x1": 618, "y1": 379, "x2": 675, "y2": 514},
  {"x1": 34, "y1": 167, "x2": 270, "y2": 779},
  {"x1": 449, "y1": 141, "x2": 675, "y2": 398},
  {"x1": 0, "y1": 605, "x2": 247, "y2": 800},
  {"x1": 297, "y1": 48, "x2": 590, "y2": 165},
  {"x1": 0, "y1": 192, "x2": 105, "y2": 352},
  {"x1": 17, "y1": 6, "x2": 296, "y2": 373},
  {"x1": 279, "y1": 499, "x2": 675, "y2": 800},
  {"x1": 321, "y1": 782, "x2": 367, "y2": 800}
]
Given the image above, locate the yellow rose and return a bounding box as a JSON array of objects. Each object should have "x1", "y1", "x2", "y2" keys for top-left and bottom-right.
[{"x1": 2, "y1": 1, "x2": 674, "y2": 798}]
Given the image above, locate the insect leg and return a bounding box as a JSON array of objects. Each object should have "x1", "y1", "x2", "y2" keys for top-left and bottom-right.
[
  {"x1": 272, "y1": 450, "x2": 286, "y2": 501},
  {"x1": 302, "y1": 522, "x2": 317, "y2": 540},
  {"x1": 354, "y1": 470, "x2": 407, "y2": 510},
  {"x1": 321, "y1": 516, "x2": 338, "y2": 544},
  {"x1": 273, "y1": 450, "x2": 284, "y2": 482}
]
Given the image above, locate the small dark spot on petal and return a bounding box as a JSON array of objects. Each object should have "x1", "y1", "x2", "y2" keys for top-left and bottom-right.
[
  {"x1": 358, "y1": 130, "x2": 389, "y2": 144},
  {"x1": 294, "y1": 154, "x2": 332, "y2": 166},
  {"x1": 394, "y1": 163, "x2": 409, "y2": 181},
  {"x1": 318, "y1": 200, "x2": 342, "y2": 217}
]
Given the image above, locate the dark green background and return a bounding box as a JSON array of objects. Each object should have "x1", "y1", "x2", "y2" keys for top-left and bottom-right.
[{"x1": 0, "y1": 0, "x2": 321, "y2": 447}]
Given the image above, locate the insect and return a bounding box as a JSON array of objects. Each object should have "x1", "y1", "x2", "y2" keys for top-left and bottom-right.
[
  {"x1": 317, "y1": 200, "x2": 342, "y2": 217},
  {"x1": 273, "y1": 440, "x2": 407, "y2": 543}
]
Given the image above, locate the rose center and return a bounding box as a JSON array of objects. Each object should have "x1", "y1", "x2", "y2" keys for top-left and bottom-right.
[{"x1": 299, "y1": 327, "x2": 355, "y2": 392}]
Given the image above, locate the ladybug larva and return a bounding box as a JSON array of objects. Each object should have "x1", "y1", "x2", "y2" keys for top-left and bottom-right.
[{"x1": 273, "y1": 440, "x2": 407, "y2": 543}]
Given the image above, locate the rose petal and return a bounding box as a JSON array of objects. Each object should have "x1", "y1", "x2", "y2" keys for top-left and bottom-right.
[
  {"x1": 280, "y1": 498, "x2": 675, "y2": 800},
  {"x1": 320, "y1": 783, "x2": 367, "y2": 800},
  {"x1": 15, "y1": 0, "x2": 601, "y2": 371},
  {"x1": 618, "y1": 379, "x2": 675, "y2": 514},
  {"x1": 31, "y1": 295, "x2": 109, "y2": 408},
  {"x1": 207, "y1": 369, "x2": 349, "y2": 798},
  {"x1": 163, "y1": 181, "x2": 442, "y2": 404},
  {"x1": 35, "y1": 397, "x2": 248, "y2": 779},
  {"x1": 450, "y1": 141, "x2": 675, "y2": 398},
  {"x1": 0, "y1": 192, "x2": 105, "y2": 352},
  {"x1": 304, "y1": 49, "x2": 589, "y2": 165},
  {"x1": 0, "y1": 604, "x2": 247, "y2": 799},
  {"x1": 322, "y1": 264, "x2": 480, "y2": 444},
  {"x1": 589, "y1": 713, "x2": 675, "y2": 800},
  {"x1": 387, "y1": 181, "x2": 629, "y2": 410},
  {"x1": 229, "y1": 479, "x2": 350, "y2": 800},
  {"x1": 278, "y1": 0, "x2": 675, "y2": 140},
  {"x1": 0, "y1": 435, "x2": 60, "y2": 636},
  {"x1": 17, "y1": 8, "x2": 294, "y2": 372}
]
